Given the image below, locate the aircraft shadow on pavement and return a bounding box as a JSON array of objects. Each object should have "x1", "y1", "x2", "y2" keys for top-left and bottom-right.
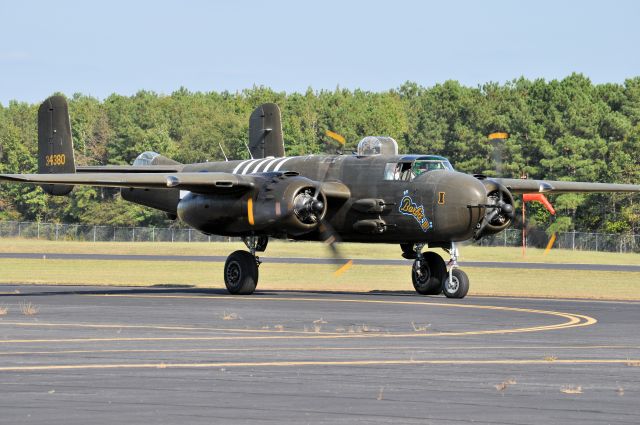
[{"x1": 0, "y1": 285, "x2": 420, "y2": 299}]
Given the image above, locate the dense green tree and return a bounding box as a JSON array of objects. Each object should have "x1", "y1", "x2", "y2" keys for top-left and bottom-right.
[{"x1": 0, "y1": 76, "x2": 638, "y2": 234}]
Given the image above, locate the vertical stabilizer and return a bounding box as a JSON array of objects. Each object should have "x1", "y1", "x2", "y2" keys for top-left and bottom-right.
[
  {"x1": 38, "y1": 95, "x2": 76, "y2": 195},
  {"x1": 248, "y1": 103, "x2": 284, "y2": 159}
]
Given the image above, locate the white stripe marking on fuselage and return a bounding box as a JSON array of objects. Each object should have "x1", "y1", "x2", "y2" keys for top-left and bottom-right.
[
  {"x1": 273, "y1": 157, "x2": 293, "y2": 171},
  {"x1": 232, "y1": 160, "x2": 252, "y2": 174},
  {"x1": 262, "y1": 157, "x2": 283, "y2": 172},
  {"x1": 247, "y1": 158, "x2": 272, "y2": 174},
  {"x1": 239, "y1": 159, "x2": 260, "y2": 174}
]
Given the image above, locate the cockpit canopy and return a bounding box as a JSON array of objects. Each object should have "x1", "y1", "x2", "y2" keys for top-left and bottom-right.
[
  {"x1": 133, "y1": 151, "x2": 161, "y2": 166},
  {"x1": 133, "y1": 151, "x2": 181, "y2": 166},
  {"x1": 357, "y1": 136, "x2": 398, "y2": 156},
  {"x1": 383, "y1": 155, "x2": 454, "y2": 181}
]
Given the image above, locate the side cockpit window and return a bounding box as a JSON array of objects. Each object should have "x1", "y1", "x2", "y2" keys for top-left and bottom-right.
[{"x1": 384, "y1": 162, "x2": 413, "y2": 181}]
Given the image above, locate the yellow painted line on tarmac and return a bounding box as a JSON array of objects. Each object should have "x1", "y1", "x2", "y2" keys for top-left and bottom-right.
[
  {"x1": 0, "y1": 321, "x2": 344, "y2": 336},
  {"x1": 83, "y1": 293, "x2": 598, "y2": 333},
  {"x1": 0, "y1": 295, "x2": 596, "y2": 344},
  {"x1": 0, "y1": 344, "x2": 637, "y2": 357},
  {"x1": 0, "y1": 358, "x2": 638, "y2": 373}
]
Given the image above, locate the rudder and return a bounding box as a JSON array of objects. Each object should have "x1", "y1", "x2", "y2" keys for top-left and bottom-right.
[
  {"x1": 248, "y1": 103, "x2": 284, "y2": 159},
  {"x1": 38, "y1": 95, "x2": 76, "y2": 195}
]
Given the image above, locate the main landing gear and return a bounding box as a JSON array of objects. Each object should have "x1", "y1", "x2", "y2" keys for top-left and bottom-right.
[
  {"x1": 223, "y1": 236, "x2": 267, "y2": 295},
  {"x1": 404, "y1": 242, "x2": 469, "y2": 299}
]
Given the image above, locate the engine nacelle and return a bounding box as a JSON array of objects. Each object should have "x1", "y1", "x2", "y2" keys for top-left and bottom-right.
[
  {"x1": 177, "y1": 173, "x2": 327, "y2": 237},
  {"x1": 474, "y1": 179, "x2": 515, "y2": 239},
  {"x1": 252, "y1": 174, "x2": 327, "y2": 236}
]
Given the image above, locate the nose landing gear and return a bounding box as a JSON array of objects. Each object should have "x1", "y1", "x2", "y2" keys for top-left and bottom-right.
[{"x1": 442, "y1": 243, "x2": 469, "y2": 299}]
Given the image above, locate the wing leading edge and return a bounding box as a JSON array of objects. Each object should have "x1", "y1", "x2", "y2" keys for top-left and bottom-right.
[
  {"x1": 493, "y1": 178, "x2": 640, "y2": 194},
  {"x1": 0, "y1": 172, "x2": 256, "y2": 194}
]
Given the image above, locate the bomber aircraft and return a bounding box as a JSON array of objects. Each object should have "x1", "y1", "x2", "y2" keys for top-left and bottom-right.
[{"x1": 1, "y1": 96, "x2": 639, "y2": 298}]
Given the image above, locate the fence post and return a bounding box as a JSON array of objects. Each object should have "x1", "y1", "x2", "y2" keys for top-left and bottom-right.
[
  {"x1": 152, "y1": 227, "x2": 155, "y2": 242},
  {"x1": 113, "y1": 227, "x2": 116, "y2": 242},
  {"x1": 132, "y1": 227, "x2": 135, "y2": 242},
  {"x1": 595, "y1": 233, "x2": 598, "y2": 252},
  {"x1": 55, "y1": 224, "x2": 59, "y2": 241},
  {"x1": 572, "y1": 231, "x2": 576, "y2": 251},
  {"x1": 188, "y1": 228, "x2": 192, "y2": 242},
  {"x1": 171, "y1": 228, "x2": 174, "y2": 243},
  {"x1": 18, "y1": 222, "x2": 21, "y2": 237},
  {"x1": 93, "y1": 226, "x2": 97, "y2": 242},
  {"x1": 37, "y1": 222, "x2": 40, "y2": 239}
]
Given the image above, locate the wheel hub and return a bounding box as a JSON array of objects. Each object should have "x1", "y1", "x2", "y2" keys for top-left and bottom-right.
[
  {"x1": 226, "y1": 261, "x2": 241, "y2": 285},
  {"x1": 445, "y1": 275, "x2": 459, "y2": 293},
  {"x1": 413, "y1": 261, "x2": 430, "y2": 285}
]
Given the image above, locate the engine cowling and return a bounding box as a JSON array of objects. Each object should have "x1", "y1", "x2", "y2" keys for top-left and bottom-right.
[
  {"x1": 252, "y1": 174, "x2": 328, "y2": 236},
  {"x1": 474, "y1": 180, "x2": 515, "y2": 239},
  {"x1": 177, "y1": 173, "x2": 327, "y2": 237}
]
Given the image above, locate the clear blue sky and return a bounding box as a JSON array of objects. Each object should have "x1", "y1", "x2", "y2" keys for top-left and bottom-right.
[{"x1": 1, "y1": 0, "x2": 638, "y2": 105}]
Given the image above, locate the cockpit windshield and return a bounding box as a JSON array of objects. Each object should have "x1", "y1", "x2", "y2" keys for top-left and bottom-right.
[
  {"x1": 411, "y1": 159, "x2": 454, "y2": 176},
  {"x1": 383, "y1": 156, "x2": 454, "y2": 181}
]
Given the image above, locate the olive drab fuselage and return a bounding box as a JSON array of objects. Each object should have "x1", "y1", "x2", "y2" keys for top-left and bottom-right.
[{"x1": 142, "y1": 154, "x2": 488, "y2": 244}]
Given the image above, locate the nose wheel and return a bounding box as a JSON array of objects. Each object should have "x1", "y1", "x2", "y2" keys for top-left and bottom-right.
[{"x1": 442, "y1": 268, "x2": 469, "y2": 298}]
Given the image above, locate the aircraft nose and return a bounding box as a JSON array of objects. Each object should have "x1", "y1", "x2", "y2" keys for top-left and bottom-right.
[
  {"x1": 438, "y1": 171, "x2": 486, "y2": 206},
  {"x1": 430, "y1": 171, "x2": 487, "y2": 240}
]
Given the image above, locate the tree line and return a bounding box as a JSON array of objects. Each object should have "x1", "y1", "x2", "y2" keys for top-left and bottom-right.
[{"x1": 0, "y1": 73, "x2": 639, "y2": 235}]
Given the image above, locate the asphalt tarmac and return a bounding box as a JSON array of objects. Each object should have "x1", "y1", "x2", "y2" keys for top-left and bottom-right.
[
  {"x1": 0, "y1": 285, "x2": 639, "y2": 424},
  {"x1": 1, "y1": 252, "x2": 639, "y2": 271}
]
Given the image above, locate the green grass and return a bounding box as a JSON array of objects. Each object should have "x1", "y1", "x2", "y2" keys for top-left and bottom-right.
[
  {"x1": 0, "y1": 238, "x2": 638, "y2": 265},
  {"x1": 0, "y1": 239, "x2": 638, "y2": 300}
]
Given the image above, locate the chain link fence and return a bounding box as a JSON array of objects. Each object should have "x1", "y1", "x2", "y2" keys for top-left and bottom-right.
[
  {"x1": 0, "y1": 221, "x2": 230, "y2": 243},
  {"x1": 0, "y1": 221, "x2": 638, "y2": 253},
  {"x1": 476, "y1": 228, "x2": 639, "y2": 253}
]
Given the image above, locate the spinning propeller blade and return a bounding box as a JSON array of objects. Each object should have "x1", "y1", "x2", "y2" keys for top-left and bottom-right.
[{"x1": 325, "y1": 130, "x2": 346, "y2": 146}]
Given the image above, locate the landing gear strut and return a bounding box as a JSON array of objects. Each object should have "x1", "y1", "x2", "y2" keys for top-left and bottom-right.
[
  {"x1": 223, "y1": 236, "x2": 267, "y2": 295},
  {"x1": 407, "y1": 242, "x2": 469, "y2": 299},
  {"x1": 442, "y1": 243, "x2": 469, "y2": 299}
]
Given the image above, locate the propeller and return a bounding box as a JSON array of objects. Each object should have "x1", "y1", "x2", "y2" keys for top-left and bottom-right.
[
  {"x1": 325, "y1": 130, "x2": 347, "y2": 155},
  {"x1": 522, "y1": 193, "x2": 557, "y2": 255},
  {"x1": 487, "y1": 132, "x2": 515, "y2": 222},
  {"x1": 310, "y1": 130, "x2": 352, "y2": 276},
  {"x1": 488, "y1": 132, "x2": 508, "y2": 177},
  {"x1": 487, "y1": 132, "x2": 556, "y2": 254},
  {"x1": 318, "y1": 220, "x2": 353, "y2": 277},
  {"x1": 474, "y1": 132, "x2": 516, "y2": 239}
]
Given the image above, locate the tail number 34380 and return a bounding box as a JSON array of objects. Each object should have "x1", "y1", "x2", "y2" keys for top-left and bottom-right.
[{"x1": 45, "y1": 154, "x2": 66, "y2": 167}]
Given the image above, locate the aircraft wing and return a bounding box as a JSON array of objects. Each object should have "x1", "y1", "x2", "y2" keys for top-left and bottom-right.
[
  {"x1": 493, "y1": 178, "x2": 640, "y2": 194},
  {"x1": 0, "y1": 172, "x2": 257, "y2": 193}
]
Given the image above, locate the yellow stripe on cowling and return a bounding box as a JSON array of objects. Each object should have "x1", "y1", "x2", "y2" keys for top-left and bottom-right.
[
  {"x1": 326, "y1": 130, "x2": 346, "y2": 145},
  {"x1": 488, "y1": 132, "x2": 509, "y2": 140},
  {"x1": 247, "y1": 198, "x2": 255, "y2": 226},
  {"x1": 334, "y1": 259, "x2": 353, "y2": 277},
  {"x1": 544, "y1": 232, "x2": 557, "y2": 255}
]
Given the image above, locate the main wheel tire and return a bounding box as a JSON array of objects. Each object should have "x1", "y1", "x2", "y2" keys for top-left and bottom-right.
[
  {"x1": 224, "y1": 250, "x2": 258, "y2": 295},
  {"x1": 423, "y1": 252, "x2": 446, "y2": 295},
  {"x1": 443, "y1": 268, "x2": 469, "y2": 299},
  {"x1": 412, "y1": 252, "x2": 446, "y2": 295}
]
